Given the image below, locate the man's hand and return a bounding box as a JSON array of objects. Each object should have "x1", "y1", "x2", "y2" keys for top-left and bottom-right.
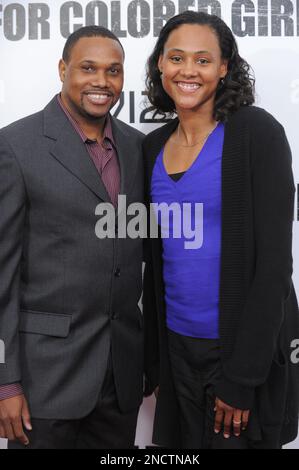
[
  {"x1": 214, "y1": 397, "x2": 250, "y2": 439},
  {"x1": 0, "y1": 395, "x2": 32, "y2": 445}
]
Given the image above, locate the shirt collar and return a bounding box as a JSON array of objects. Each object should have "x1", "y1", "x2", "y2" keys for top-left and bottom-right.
[{"x1": 57, "y1": 94, "x2": 115, "y2": 149}]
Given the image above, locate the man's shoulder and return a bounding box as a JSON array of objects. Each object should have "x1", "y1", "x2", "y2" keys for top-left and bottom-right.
[{"x1": 0, "y1": 109, "x2": 44, "y2": 144}]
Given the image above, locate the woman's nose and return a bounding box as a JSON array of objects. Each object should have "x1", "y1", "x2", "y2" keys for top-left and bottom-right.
[{"x1": 181, "y1": 60, "x2": 198, "y2": 78}]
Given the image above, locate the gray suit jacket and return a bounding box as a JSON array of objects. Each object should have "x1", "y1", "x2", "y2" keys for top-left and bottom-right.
[{"x1": 0, "y1": 96, "x2": 144, "y2": 419}]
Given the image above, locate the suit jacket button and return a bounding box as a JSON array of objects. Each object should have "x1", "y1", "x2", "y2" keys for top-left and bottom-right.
[{"x1": 115, "y1": 268, "x2": 121, "y2": 277}]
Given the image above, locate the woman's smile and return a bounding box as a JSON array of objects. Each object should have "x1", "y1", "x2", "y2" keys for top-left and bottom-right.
[{"x1": 176, "y1": 81, "x2": 202, "y2": 93}]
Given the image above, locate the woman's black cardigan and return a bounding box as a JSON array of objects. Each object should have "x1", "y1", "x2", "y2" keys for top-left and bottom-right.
[{"x1": 143, "y1": 105, "x2": 299, "y2": 447}]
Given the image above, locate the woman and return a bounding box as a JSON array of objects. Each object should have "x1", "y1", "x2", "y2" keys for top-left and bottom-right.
[{"x1": 142, "y1": 11, "x2": 299, "y2": 449}]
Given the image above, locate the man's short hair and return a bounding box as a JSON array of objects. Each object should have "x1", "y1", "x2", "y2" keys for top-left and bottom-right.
[{"x1": 62, "y1": 26, "x2": 125, "y2": 63}]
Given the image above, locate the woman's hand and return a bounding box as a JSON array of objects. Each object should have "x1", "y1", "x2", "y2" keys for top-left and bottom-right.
[{"x1": 214, "y1": 397, "x2": 250, "y2": 438}]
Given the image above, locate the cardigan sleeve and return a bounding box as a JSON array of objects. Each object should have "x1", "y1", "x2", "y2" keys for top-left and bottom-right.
[
  {"x1": 142, "y1": 140, "x2": 160, "y2": 397},
  {"x1": 215, "y1": 120, "x2": 296, "y2": 410}
]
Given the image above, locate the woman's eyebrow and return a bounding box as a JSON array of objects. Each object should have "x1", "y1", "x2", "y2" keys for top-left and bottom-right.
[{"x1": 166, "y1": 48, "x2": 211, "y2": 54}]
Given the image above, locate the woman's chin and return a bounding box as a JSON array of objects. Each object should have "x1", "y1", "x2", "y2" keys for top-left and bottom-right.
[{"x1": 175, "y1": 101, "x2": 203, "y2": 112}]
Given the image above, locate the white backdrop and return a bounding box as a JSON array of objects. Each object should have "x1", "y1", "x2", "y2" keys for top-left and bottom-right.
[{"x1": 0, "y1": 0, "x2": 298, "y2": 449}]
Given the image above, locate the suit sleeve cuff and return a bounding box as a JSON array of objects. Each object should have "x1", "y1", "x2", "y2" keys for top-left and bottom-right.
[
  {"x1": 0, "y1": 383, "x2": 23, "y2": 401},
  {"x1": 215, "y1": 376, "x2": 255, "y2": 410}
]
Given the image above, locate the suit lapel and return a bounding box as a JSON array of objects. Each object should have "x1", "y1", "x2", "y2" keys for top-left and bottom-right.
[{"x1": 43, "y1": 97, "x2": 111, "y2": 203}]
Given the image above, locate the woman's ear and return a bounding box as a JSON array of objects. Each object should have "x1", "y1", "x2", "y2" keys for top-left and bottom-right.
[
  {"x1": 221, "y1": 60, "x2": 228, "y2": 79},
  {"x1": 158, "y1": 54, "x2": 163, "y2": 74}
]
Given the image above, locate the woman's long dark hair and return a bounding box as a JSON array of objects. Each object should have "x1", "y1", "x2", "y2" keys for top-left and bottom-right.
[{"x1": 146, "y1": 11, "x2": 255, "y2": 122}]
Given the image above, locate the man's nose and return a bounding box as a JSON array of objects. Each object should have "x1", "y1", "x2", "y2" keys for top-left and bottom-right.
[{"x1": 90, "y1": 70, "x2": 108, "y2": 88}]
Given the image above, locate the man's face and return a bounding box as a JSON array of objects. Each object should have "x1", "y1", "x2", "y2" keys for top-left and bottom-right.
[{"x1": 59, "y1": 36, "x2": 124, "y2": 122}]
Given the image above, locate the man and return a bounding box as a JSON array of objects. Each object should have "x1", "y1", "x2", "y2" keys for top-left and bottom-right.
[{"x1": 0, "y1": 26, "x2": 144, "y2": 449}]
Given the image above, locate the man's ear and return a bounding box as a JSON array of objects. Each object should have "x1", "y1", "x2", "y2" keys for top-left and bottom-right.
[{"x1": 59, "y1": 59, "x2": 66, "y2": 83}]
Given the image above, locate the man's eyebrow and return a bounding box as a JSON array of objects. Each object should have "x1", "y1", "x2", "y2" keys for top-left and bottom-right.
[
  {"x1": 79, "y1": 59, "x2": 96, "y2": 64},
  {"x1": 79, "y1": 60, "x2": 123, "y2": 66}
]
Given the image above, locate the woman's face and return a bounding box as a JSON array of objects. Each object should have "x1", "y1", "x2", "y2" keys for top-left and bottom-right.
[{"x1": 158, "y1": 24, "x2": 228, "y2": 114}]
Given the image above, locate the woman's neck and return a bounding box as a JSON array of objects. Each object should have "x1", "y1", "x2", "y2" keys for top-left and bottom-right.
[{"x1": 176, "y1": 107, "x2": 217, "y2": 145}]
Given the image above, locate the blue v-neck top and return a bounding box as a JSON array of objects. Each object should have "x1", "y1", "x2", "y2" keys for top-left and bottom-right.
[{"x1": 151, "y1": 123, "x2": 225, "y2": 339}]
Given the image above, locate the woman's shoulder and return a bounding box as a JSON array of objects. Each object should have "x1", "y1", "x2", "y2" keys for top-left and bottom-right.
[
  {"x1": 230, "y1": 106, "x2": 291, "y2": 168},
  {"x1": 228, "y1": 105, "x2": 284, "y2": 134}
]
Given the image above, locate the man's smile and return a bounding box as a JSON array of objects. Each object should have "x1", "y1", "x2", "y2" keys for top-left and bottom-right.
[{"x1": 83, "y1": 91, "x2": 113, "y2": 106}]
